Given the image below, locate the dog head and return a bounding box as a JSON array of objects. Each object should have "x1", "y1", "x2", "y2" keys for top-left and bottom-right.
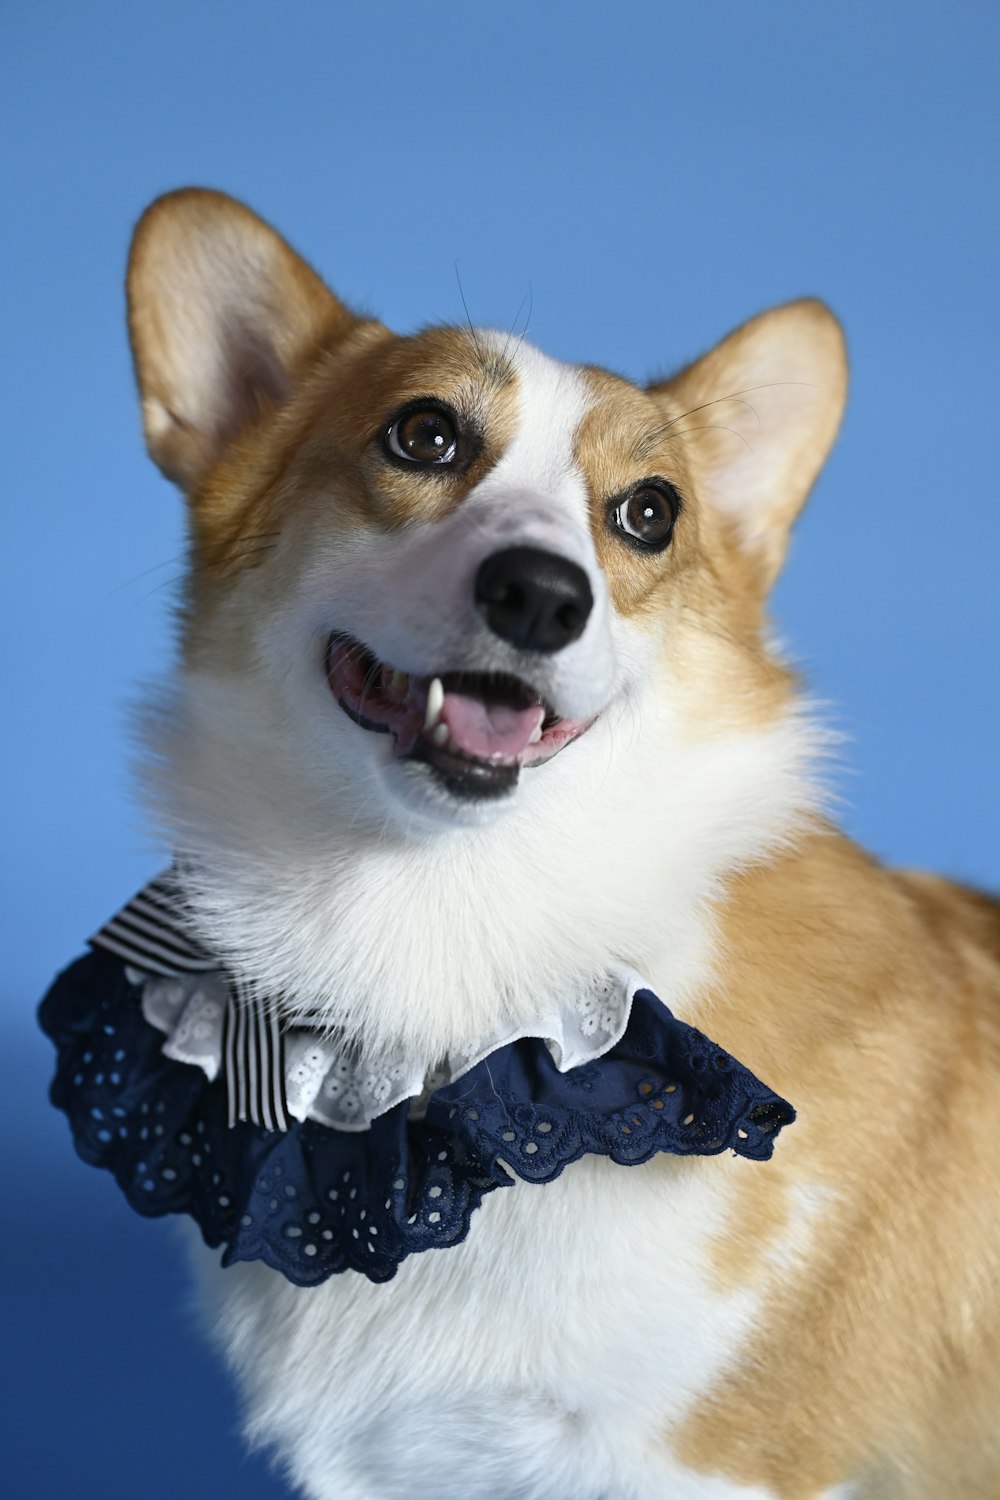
[
  {"x1": 129, "y1": 189, "x2": 845, "y2": 837},
  {"x1": 125, "y1": 189, "x2": 845, "y2": 1047}
]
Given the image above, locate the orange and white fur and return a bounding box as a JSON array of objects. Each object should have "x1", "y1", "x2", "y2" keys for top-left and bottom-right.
[{"x1": 124, "y1": 189, "x2": 1000, "y2": 1499}]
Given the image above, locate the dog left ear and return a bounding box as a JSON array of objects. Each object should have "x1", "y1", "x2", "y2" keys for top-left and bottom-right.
[
  {"x1": 127, "y1": 188, "x2": 355, "y2": 490},
  {"x1": 649, "y1": 299, "x2": 847, "y2": 589}
]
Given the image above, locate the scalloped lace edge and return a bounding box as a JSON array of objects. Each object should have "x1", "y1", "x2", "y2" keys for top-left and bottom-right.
[{"x1": 131, "y1": 963, "x2": 646, "y2": 1133}]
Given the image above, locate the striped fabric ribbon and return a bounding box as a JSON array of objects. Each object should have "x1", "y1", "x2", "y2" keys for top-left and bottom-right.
[
  {"x1": 222, "y1": 974, "x2": 289, "y2": 1133},
  {"x1": 90, "y1": 873, "x2": 289, "y2": 1132}
]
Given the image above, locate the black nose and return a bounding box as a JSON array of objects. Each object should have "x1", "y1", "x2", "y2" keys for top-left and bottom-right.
[{"x1": 474, "y1": 546, "x2": 594, "y2": 654}]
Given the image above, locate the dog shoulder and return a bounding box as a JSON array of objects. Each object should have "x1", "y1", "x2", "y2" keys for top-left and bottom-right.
[{"x1": 669, "y1": 830, "x2": 1000, "y2": 1493}]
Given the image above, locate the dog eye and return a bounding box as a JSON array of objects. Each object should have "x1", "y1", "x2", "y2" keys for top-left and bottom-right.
[
  {"x1": 612, "y1": 484, "x2": 679, "y2": 550},
  {"x1": 385, "y1": 407, "x2": 458, "y2": 466}
]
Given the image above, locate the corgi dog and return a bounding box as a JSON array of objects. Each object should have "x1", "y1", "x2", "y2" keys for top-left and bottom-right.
[{"x1": 54, "y1": 187, "x2": 1000, "y2": 1500}]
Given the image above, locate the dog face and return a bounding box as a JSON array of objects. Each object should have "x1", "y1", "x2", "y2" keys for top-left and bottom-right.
[{"x1": 128, "y1": 190, "x2": 846, "y2": 845}]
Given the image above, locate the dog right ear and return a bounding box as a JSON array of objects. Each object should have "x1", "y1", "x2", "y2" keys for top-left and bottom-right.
[{"x1": 127, "y1": 189, "x2": 353, "y2": 490}]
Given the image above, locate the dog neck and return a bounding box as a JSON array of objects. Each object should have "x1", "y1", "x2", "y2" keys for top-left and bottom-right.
[{"x1": 140, "y1": 666, "x2": 824, "y2": 1061}]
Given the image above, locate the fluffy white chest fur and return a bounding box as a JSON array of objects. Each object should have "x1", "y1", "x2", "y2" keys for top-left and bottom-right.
[{"x1": 195, "y1": 1158, "x2": 818, "y2": 1500}]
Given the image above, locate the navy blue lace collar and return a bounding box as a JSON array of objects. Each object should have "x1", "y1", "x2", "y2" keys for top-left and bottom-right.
[{"x1": 40, "y1": 941, "x2": 794, "y2": 1287}]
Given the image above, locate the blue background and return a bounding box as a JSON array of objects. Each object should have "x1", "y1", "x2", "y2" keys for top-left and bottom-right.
[{"x1": 3, "y1": 2, "x2": 998, "y2": 1494}]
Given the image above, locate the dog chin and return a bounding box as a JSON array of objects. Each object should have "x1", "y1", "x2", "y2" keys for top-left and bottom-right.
[{"x1": 377, "y1": 752, "x2": 527, "y2": 829}]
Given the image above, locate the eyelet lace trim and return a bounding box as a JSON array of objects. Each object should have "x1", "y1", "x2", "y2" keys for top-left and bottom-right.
[
  {"x1": 40, "y1": 950, "x2": 795, "y2": 1287},
  {"x1": 135, "y1": 967, "x2": 641, "y2": 1131}
]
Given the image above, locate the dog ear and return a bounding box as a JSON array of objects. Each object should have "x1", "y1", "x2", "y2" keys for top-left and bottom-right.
[
  {"x1": 127, "y1": 188, "x2": 353, "y2": 490},
  {"x1": 649, "y1": 300, "x2": 847, "y2": 589}
]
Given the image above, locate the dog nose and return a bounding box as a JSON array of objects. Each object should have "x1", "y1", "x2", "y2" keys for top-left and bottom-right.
[{"x1": 474, "y1": 546, "x2": 594, "y2": 654}]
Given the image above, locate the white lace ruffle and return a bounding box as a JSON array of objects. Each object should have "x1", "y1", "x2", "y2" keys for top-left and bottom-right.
[{"x1": 129, "y1": 965, "x2": 644, "y2": 1132}]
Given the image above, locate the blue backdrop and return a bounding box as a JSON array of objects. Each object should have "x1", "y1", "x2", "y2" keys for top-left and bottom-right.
[{"x1": 3, "y1": 3, "x2": 998, "y2": 1495}]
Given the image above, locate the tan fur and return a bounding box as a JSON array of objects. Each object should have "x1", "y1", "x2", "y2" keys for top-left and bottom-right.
[
  {"x1": 126, "y1": 190, "x2": 999, "y2": 1497},
  {"x1": 575, "y1": 362, "x2": 803, "y2": 733},
  {"x1": 677, "y1": 834, "x2": 1000, "y2": 1496},
  {"x1": 648, "y1": 300, "x2": 848, "y2": 591},
  {"x1": 128, "y1": 188, "x2": 353, "y2": 487}
]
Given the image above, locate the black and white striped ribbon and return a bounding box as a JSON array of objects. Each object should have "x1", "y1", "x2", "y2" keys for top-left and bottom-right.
[
  {"x1": 222, "y1": 974, "x2": 289, "y2": 1133},
  {"x1": 90, "y1": 873, "x2": 289, "y2": 1133},
  {"x1": 90, "y1": 871, "x2": 216, "y2": 975}
]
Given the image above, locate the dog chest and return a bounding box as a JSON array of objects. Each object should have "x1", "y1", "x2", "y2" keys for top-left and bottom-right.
[{"x1": 199, "y1": 1154, "x2": 791, "y2": 1500}]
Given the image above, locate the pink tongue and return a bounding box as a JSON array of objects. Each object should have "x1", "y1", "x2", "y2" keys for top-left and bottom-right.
[{"x1": 441, "y1": 691, "x2": 544, "y2": 760}]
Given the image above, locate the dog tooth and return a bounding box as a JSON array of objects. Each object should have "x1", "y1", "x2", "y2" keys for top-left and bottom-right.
[
  {"x1": 432, "y1": 722, "x2": 450, "y2": 747},
  {"x1": 425, "y1": 676, "x2": 445, "y2": 729},
  {"x1": 528, "y1": 722, "x2": 544, "y2": 745}
]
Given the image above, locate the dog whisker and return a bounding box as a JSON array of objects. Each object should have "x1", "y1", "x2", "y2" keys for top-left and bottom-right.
[
  {"x1": 110, "y1": 533, "x2": 281, "y2": 595},
  {"x1": 638, "y1": 382, "x2": 815, "y2": 462},
  {"x1": 500, "y1": 283, "x2": 534, "y2": 366},
  {"x1": 662, "y1": 422, "x2": 756, "y2": 458},
  {"x1": 453, "y1": 260, "x2": 485, "y2": 366}
]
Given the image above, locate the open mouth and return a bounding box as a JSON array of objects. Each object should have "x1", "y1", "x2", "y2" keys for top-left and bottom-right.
[{"x1": 325, "y1": 632, "x2": 594, "y2": 799}]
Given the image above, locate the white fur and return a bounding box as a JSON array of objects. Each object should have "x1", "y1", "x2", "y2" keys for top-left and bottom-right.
[
  {"x1": 145, "y1": 337, "x2": 834, "y2": 1496},
  {"x1": 193, "y1": 1156, "x2": 817, "y2": 1500}
]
